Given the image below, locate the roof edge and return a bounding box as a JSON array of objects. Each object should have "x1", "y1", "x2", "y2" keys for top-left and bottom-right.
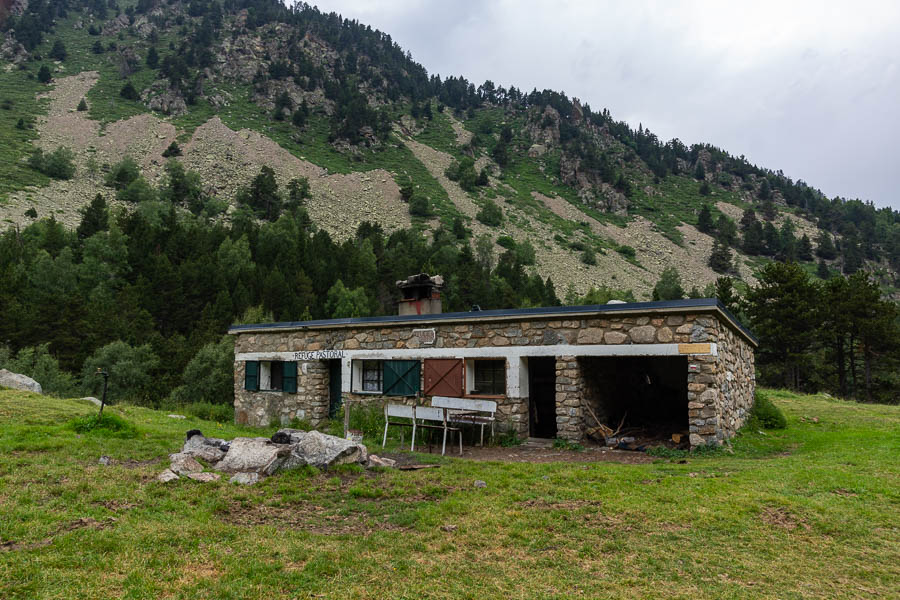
[{"x1": 228, "y1": 298, "x2": 758, "y2": 347}]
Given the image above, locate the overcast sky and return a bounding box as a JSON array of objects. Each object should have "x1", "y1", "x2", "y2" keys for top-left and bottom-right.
[{"x1": 312, "y1": 0, "x2": 900, "y2": 210}]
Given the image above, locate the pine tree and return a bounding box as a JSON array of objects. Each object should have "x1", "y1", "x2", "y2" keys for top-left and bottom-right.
[
  {"x1": 816, "y1": 259, "x2": 830, "y2": 279},
  {"x1": 815, "y1": 230, "x2": 837, "y2": 259},
  {"x1": 146, "y1": 47, "x2": 159, "y2": 69},
  {"x1": 120, "y1": 81, "x2": 139, "y2": 100},
  {"x1": 709, "y1": 239, "x2": 733, "y2": 274},
  {"x1": 745, "y1": 261, "x2": 819, "y2": 389},
  {"x1": 693, "y1": 161, "x2": 706, "y2": 181},
  {"x1": 38, "y1": 65, "x2": 52, "y2": 83},
  {"x1": 76, "y1": 194, "x2": 109, "y2": 241},
  {"x1": 77, "y1": 98, "x2": 88, "y2": 111},
  {"x1": 797, "y1": 234, "x2": 814, "y2": 261},
  {"x1": 652, "y1": 266, "x2": 685, "y2": 301},
  {"x1": 49, "y1": 39, "x2": 67, "y2": 61},
  {"x1": 696, "y1": 205, "x2": 714, "y2": 234},
  {"x1": 743, "y1": 221, "x2": 765, "y2": 255},
  {"x1": 740, "y1": 207, "x2": 757, "y2": 231}
]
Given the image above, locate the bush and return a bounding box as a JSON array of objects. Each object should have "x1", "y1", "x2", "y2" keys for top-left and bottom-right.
[
  {"x1": 169, "y1": 337, "x2": 234, "y2": 407},
  {"x1": 120, "y1": 81, "x2": 139, "y2": 100},
  {"x1": 117, "y1": 177, "x2": 156, "y2": 203},
  {"x1": 69, "y1": 413, "x2": 139, "y2": 438},
  {"x1": 408, "y1": 195, "x2": 433, "y2": 217},
  {"x1": 105, "y1": 157, "x2": 141, "y2": 190},
  {"x1": 0, "y1": 343, "x2": 77, "y2": 397},
  {"x1": 38, "y1": 65, "x2": 52, "y2": 83},
  {"x1": 80, "y1": 341, "x2": 160, "y2": 406},
  {"x1": 77, "y1": 98, "x2": 88, "y2": 111},
  {"x1": 747, "y1": 392, "x2": 787, "y2": 430},
  {"x1": 496, "y1": 235, "x2": 516, "y2": 249},
  {"x1": 476, "y1": 199, "x2": 502, "y2": 226},
  {"x1": 617, "y1": 245, "x2": 636, "y2": 259},
  {"x1": 161, "y1": 141, "x2": 181, "y2": 158},
  {"x1": 28, "y1": 147, "x2": 76, "y2": 180}
]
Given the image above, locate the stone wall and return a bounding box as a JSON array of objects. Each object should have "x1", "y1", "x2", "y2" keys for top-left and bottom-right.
[
  {"x1": 232, "y1": 309, "x2": 756, "y2": 448},
  {"x1": 555, "y1": 356, "x2": 584, "y2": 441},
  {"x1": 232, "y1": 312, "x2": 723, "y2": 356},
  {"x1": 234, "y1": 360, "x2": 329, "y2": 427}
]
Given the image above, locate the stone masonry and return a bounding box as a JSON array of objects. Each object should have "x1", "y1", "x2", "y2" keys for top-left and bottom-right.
[{"x1": 232, "y1": 305, "x2": 756, "y2": 448}]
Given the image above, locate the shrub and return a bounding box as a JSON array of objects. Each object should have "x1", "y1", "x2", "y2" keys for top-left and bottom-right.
[
  {"x1": 38, "y1": 65, "x2": 52, "y2": 83},
  {"x1": 69, "y1": 413, "x2": 138, "y2": 438},
  {"x1": 0, "y1": 343, "x2": 77, "y2": 397},
  {"x1": 476, "y1": 199, "x2": 502, "y2": 226},
  {"x1": 582, "y1": 247, "x2": 597, "y2": 265},
  {"x1": 80, "y1": 341, "x2": 160, "y2": 406},
  {"x1": 105, "y1": 157, "x2": 141, "y2": 190},
  {"x1": 617, "y1": 245, "x2": 636, "y2": 259},
  {"x1": 169, "y1": 337, "x2": 234, "y2": 407},
  {"x1": 28, "y1": 147, "x2": 76, "y2": 180},
  {"x1": 117, "y1": 177, "x2": 156, "y2": 203},
  {"x1": 77, "y1": 98, "x2": 88, "y2": 111},
  {"x1": 161, "y1": 141, "x2": 181, "y2": 158},
  {"x1": 120, "y1": 81, "x2": 139, "y2": 100},
  {"x1": 408, "y1": 195, "x2": 433, "y2": 217},
  {"x1": 496, "y1": 235, "x2": 516, "y2": 249},
  {"x1": 747, "y1": 392, "x2": 787, "y2": 430}
]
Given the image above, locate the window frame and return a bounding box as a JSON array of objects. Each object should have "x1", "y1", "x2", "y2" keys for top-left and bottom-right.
[
  {"x1": 467, "y1": 358, "x2": 507, "y2": 397},
  {"x1": 244, "y1": 360, "x2": 297, "y2": 394}
]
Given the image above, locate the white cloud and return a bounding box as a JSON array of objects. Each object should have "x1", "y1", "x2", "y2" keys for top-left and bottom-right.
[{"x1": 313, "y1": 0, "x2": 900, "y2": 208}]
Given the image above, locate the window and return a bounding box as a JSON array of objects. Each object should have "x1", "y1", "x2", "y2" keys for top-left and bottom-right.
[
  {"x1": 244, "y1": 360, "x2": 297, "y2": 393},
  {"x1": 362, "y1": 360, "x2": 383, "y2": 392},
  {"x1": 472, "y1": 359, "x2": 506, "y2": 396},
  {"x1": 351, "y1": 360, "x2": 421, "y2": 395}
]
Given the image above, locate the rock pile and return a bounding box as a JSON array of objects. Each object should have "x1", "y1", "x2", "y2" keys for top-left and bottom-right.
[{"x1": 157, "y1": 429, "x2": 394, "y2": 485}]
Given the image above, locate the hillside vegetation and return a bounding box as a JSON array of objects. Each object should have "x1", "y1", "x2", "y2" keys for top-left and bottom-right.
[
  {"x1": 1, "y1": 0, "x2": 899, "y2": 404},
  {"x1": 0, "y1": 389, "x2": 897, "y2": 599}
]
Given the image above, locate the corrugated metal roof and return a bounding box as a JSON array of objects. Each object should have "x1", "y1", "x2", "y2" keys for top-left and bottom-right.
[{"x1": 228, "y1": 298, "x2": 758, "y2": 346}]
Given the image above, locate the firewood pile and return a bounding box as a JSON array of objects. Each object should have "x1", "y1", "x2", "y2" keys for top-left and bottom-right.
[{"x1": 585, "y1": 405, "x2": 689, "y2": 451}]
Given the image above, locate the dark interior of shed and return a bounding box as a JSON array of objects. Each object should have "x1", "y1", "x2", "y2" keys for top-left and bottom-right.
[{"x1": 581, "y1": 356, "x2": 689, "y2": 449}]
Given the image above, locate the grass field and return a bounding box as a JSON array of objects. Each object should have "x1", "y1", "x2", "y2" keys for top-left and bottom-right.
[{"x1": 1, "y1": 390, "x2": 898, "y2": 599}]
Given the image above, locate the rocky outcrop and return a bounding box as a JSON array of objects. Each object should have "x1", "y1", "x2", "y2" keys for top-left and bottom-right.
[
  {"x1": 279, "y1": 430, "x2": 368, "y2": 470},
  {"x1": 0, "y1": 369, "x2": 42, "y2": 394},
  {"x1": 142, "y1": 81, "x2": 187, "y2": 116},
  {"x1": 213, "y1": 437, "x2": 290, "y2": 475},
  {"x1": 157, "y1": 428, "x2": 378, "y2": 484}
]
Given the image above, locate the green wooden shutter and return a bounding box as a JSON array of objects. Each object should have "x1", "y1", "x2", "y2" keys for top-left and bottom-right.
[
  {"x1": 383, "y1": 360, "x2": 420, "y2": 396},
  {"x1": 282, "y1": 361, "x2": 298, "y2": 393},
  {"x1": 244, "y1": 361, "x2": 259, "y2": 391}
]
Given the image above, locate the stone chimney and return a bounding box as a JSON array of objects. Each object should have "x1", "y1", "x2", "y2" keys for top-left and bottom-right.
[{"x1": 396, "y1": 273, "x2": 444, "y2": 316}]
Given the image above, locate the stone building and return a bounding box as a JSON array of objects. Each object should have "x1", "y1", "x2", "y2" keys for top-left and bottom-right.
[{"x1": 229, "y1": 291, "x2": 757, "y2": 449}]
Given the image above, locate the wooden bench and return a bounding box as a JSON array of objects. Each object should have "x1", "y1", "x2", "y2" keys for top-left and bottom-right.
[
  {"x1": 430, "y1": 396, "x2": 497, "y2": 446},
  {"x1": 382, "y1": 403, "x2": 461, "y2": 456}
]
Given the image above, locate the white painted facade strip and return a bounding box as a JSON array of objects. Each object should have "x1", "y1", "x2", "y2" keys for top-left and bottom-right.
[{"x1": 236, "y1": 343, "x2": 717, "y2": 395}]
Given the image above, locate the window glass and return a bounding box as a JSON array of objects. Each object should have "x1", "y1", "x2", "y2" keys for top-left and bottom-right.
[
  {"x1": 362, "y1": 360, "x2": 383, "y2": 392},
  {"x1": 473, "y1": 359, "x2": 505, "y2": 395},
  {"x1": 260, "y1": 361, "x2": 285, "y2": 391}
]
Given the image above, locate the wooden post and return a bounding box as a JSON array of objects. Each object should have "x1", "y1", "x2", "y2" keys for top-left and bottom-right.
[{"x1": 343, "y1": 396, "x2": 350, "y2": 438}]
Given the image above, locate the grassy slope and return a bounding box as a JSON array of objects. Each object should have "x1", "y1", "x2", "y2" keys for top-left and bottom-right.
[{"x1": 0, "y1": 390, "x2": 897, "y2": 599}]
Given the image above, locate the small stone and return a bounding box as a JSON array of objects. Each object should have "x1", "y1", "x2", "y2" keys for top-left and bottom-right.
[
  {"x1": 167, "y1": 414, "x2": 186, "y2": 419},
  {"x1": 474, "y1": 480, "x2": 487, "y2": 488},
  {"x1": 169, "y1": 452, "x2": 203, "y2": 475},
  {"x1": 157, "y1": 469, "x2": 179, "y2": 483},
  {"x1": 440, "y1": 524, "x2": 458, "y2": 532},
  {"x1": 230, "y1": 472, "x2": 261, "y2": 485},
  {"x1": 98, "y1": 455, "x2": 111, "y2": 466},
  {"x1": 366, "y1": 454, "x2": 397, "y2": 469}
]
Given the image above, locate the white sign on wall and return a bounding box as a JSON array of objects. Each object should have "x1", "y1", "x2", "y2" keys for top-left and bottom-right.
[{"x1": 412, "y1": 328, "x2": 436, "y2": 345}]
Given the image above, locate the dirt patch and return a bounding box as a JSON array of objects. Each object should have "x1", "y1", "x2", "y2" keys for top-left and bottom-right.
[
  {"x1": 446, "y1": 112, "x2": 473, "y2": 146},
  {"x1": 96, "y1": 499, "x2": 139, "y2": 512},
  {"x1": 177, "y1": 562, "x2": 223, "y2": 586},
  {"x1": 402, "y1": 443, "x2": 654, "y2": 464},
  {"x1": 519, "y1": 499, "x2": 604, "y2": 510},
  {"x1": 216, "y1": 501, "x2": 405, "y2": 535},
  {"x1": 0, "y1": 516, "x2": 117, "y2": 552},
  {"x1": 760, "y1": 506, "x2": 809, "y2": 531}
]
